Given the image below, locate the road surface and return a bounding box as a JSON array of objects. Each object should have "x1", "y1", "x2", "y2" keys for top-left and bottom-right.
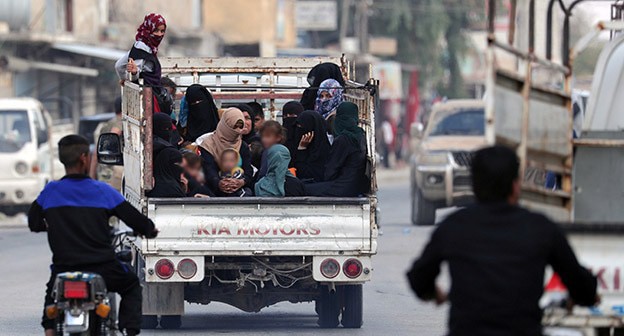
[{"x1": 0, "y1": 179, "x2": 449, "y2": 335}]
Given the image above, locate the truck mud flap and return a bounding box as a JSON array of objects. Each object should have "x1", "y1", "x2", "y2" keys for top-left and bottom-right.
[{"x1": 142, "y1": 282, "x2": 184, "y2": 315}]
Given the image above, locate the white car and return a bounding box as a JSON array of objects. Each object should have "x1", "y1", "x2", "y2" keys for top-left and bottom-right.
[{"x1": 0, "y1": 98, "x2": 54, "y2": 216}]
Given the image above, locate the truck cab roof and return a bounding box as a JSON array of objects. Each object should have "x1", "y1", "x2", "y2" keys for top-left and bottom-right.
[{"x1": 0, "y1": 98, "x2": 44, "y2": 111}]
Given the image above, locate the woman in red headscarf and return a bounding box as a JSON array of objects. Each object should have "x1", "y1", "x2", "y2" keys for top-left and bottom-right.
[{"x1": 115, "y1": 13, "x2": 168, "y2": 111}]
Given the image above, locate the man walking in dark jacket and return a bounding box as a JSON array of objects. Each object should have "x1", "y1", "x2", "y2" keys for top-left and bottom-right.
[
  {"x1": 29, "y1": 135, "x2": 158, "y2": 336},
  {"x1": 407, "y1": 145, "x2": 598, "y2": 335}
]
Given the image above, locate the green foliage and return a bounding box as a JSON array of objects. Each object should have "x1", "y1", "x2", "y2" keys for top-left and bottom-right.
[{"x1": 370, "y1": 0, "x2": 485, "y2": 98}]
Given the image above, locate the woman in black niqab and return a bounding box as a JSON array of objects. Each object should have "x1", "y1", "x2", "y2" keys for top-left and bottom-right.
[
  {"x1": 300, "y1": 63, "x2": 346, "y2": 110},
  {"x1": 281, "y1": 101, "x2": 304, "y2": 166},
  {"x1": 186, "y1": 84, "x2": 219, "y2": 141},
  {"x1": 147, "y1": 147, "x2": 186, "y2": 198},
  {"x1": 293, "y1": 111, "x2": 331, "y2": 182},
  {"x1": 153, "y1": 112, "x2": 175, "y2": 157}
]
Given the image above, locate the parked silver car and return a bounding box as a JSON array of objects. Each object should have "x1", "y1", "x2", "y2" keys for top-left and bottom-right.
[{"x1": 410, "y1": 100, "x2": 486, "y2": 225}]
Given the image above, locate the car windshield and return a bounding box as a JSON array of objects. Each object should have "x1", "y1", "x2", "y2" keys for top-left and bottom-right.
[
  {"x1": 0, "y1": 110, "x2": 31, "y2": 153},
  {"x1": 429, "y1": 109, "x2": 484, "y2": 136}
]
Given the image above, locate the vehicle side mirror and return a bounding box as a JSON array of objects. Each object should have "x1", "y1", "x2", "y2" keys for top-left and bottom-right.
[
  {"x1": 97, "y1": 133, "x2": 123, "y2": 165},
  {"x1": 411, "y1": 122, "x2": 425, "y2": 139}
]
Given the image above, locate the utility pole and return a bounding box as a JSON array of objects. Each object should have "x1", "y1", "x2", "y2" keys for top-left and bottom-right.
[
  {"x1": 340, "y1": 0, "x2": 352, "y2": 51},
  {"x1": 357, "y1": 0, "x2": 370, "y2": 55}
]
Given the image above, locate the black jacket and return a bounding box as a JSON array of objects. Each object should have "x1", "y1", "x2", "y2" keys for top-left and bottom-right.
[
  {"x1": 28, "y1": 175, "x2": 155, "y2": 267},
  {"x1": 407, "y1": 203, "x2": 597, "y2": 336}
]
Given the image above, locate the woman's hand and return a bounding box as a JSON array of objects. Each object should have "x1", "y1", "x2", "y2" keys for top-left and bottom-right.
[
  {"x1": 218, "y1": 179, "x2": 230, "y2": 193},
  {"x1": 230, "y1": 178, "x2": 245, "y2": 190},
  {"x1": 127, "y1": 58, "x2": 138, "y2": 75},
  {"x1": 298, "y1": 131, "x2": 315, "y2": 150},
  {"x1": 220, "y1": 178, "x2": 245, "y2": 193}
]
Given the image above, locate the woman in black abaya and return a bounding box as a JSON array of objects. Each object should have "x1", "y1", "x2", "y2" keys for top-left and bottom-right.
[
  {"x1": 148, "y1": 147, "x2": 186, "y2": 198},
  {"x1": 185, "y1": 84, "x2": 220, "y2": 141}
]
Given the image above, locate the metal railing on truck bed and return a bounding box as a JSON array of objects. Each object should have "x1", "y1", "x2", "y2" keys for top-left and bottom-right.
[{"x1": 121, "y1": 56, "x2": 378, "y2": 212}]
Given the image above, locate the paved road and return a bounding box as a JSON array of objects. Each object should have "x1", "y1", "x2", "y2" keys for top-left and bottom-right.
[{"x1": 0, "y1": 180, "x2": 449, "y2": 335}]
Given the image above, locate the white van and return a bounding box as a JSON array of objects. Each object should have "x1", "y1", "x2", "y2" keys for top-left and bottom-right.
[{"x1": 0, "y1": 98, "x2": 54, "y2": 216}]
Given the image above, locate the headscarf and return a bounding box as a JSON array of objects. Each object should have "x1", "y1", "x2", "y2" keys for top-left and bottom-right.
[
  {"x1": 315, "y1": 79, "x2": 343, "y2": 118},
  {"x1": 300, "y1": 63, "x2": 346, "y2": 110},
  {"x1": 255, "y1": 145, "x2": 292, "y2": 197},
  {"x1": 335, "y1": 102, "x2": 365, "y2": 145},
  {"x1": 282, "y1": 101, "x2": 304, "y2": 160},
  {"x1": 135, "y1": 13, "x2": 166, "y2": 55},
  {"x1": 198, "y1": 108, "x2": 244, "y2": 166},
  {"x1": 186, "y1": 84, "x2": 220, "y2": 142},
  {"x1": 153, "y1": 112, "x2": 173, "y2": 141},
  {"x1": 148, "y1": 148, "x2": 185, "y2": 198},
  {"x1": 295, "y1": 111, "x2": 331, "y2": 164},
  {"x1": 237, "y1": 103, "x2": 260, "y2": 145},
  {"x1": 153, "y1": 113, "x2": 175, "y2": 157},
  {"x1": 246, "y1": 102, "x2": 264, "y2": 120}
]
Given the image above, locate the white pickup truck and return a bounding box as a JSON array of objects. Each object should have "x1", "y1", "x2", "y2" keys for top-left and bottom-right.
[{"x1": 98, "y1": 57, "x2": 378, "y2": 330}]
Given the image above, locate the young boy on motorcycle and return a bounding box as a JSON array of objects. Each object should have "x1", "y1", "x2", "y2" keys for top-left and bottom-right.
[{"x1": 28, "y1": 134, "x2": 158, "y2": 336}]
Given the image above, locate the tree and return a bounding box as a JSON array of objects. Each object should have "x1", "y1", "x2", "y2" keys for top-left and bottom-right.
[{"x1": 370, "y1": 0, "x2": 485, "y2": 98}]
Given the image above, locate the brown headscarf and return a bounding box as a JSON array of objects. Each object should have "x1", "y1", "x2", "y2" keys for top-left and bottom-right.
[{"x1": 198, "y1": 108, "x2": 244, "y2": 166}]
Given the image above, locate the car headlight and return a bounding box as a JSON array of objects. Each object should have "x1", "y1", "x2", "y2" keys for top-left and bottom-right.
[
  {"x1": 419, "y1": 152, "x2": 449, "y2": 165},
  {"x1": 15, "y1": 161, "x2": 28, "y2": 175}
]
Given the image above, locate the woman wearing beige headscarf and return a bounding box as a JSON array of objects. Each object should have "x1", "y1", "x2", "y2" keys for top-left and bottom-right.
[{"x1": 198, "y1": 108, "x2": 254, "y2": 196}]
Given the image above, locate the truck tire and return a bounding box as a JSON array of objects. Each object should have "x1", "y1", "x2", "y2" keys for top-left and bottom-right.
[
  {"x1": 160, "y1": 315, "x2": 182, "y2": 329},
  {"x1": 317, "y1": 286, "x2": 340, "y2": 328},
  {"x1": 412, "y1": 187, "x2": 436, "y2": 226},
  {"x1": 341, "y1": 285, "x2": 363, "y2": 328},
  {"x1": 141, "y1": 315, "x2": 159, "y2": 330}
]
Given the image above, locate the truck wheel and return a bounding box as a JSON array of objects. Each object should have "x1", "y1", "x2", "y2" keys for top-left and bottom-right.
[
  {"x1": 317, "y1": 286, "x2": 340, "y2": 328},
  {"x1": 411, "y1": 187, "x2": 436, "y2": 226},
  {"x1": 141, "y1": 315, "x2": 159, "y2": 330},
  {"x1": 160, "y1": 315, "x2": 182, "y2": 329},
  {"x1": 341, "y1": 285, "x2": 363, "y2": 328}
]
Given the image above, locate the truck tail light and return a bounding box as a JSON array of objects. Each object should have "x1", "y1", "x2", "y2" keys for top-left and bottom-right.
[
  {"x1": 343, "y1": 259, "x2": 363, "y2": 278},
  {"x1": 177, "y1": 259, "x2": 197, "y2": 279},
  {"x1": 64, "y1": 281, "x2": 88, "y2": 299},
  {"x1": 320, "y1": 258, "x2": 340, "y2": 279},
  {"x1": 545, "y1": 273, "x2": 567, "y2": 292},
  {"x1": 155, "y1": 259, "x2": 175, "y2": 279}
]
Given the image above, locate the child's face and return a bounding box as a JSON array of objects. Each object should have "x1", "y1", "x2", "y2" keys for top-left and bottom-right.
[
  {"x1": 221, "y1": 152, "x2": 238, "y2": 172},
  {"x1": 261, "y1": 132, "x2": 282, "y2": 149},
  {"x1": 182, "y1": 158, "x2": 202, "y2": 179}
]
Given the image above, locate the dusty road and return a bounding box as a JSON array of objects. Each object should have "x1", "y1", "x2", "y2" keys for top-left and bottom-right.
[{"x1": 0, "y1": 179, "x2": 449, "y2": 335}]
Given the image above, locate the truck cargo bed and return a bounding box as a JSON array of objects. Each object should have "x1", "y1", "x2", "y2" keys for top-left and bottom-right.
[{"x1": 145, "y1": 197, "x2": 377, "y2": 257}]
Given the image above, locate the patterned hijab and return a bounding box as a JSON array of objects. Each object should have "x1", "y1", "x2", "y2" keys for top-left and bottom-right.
[
  {"x1": 315, "y1": 79, "x2": 343, "y2": 118},
  {"x1": 135, "y1": 13, "x2": 167, "y2": 55},
  {"x1": 198, "y1": 108, "x2": 244, "y2": 166}
]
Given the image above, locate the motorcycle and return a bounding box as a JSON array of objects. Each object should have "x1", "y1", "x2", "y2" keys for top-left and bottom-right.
[{"x1": 45, "y1": 230, "x2": 137, "y2": 336}]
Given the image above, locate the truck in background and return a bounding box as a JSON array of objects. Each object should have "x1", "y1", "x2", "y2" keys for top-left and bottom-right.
[
  {"x1": 98, "y1": 56, "x2": 378, "y2": 330},
  {"x1": 484, "y1": 1, "x2": 624, "y2": 335},
  {"x1": 409, "y1": 100, "x2": 485, "y2": 225}
]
